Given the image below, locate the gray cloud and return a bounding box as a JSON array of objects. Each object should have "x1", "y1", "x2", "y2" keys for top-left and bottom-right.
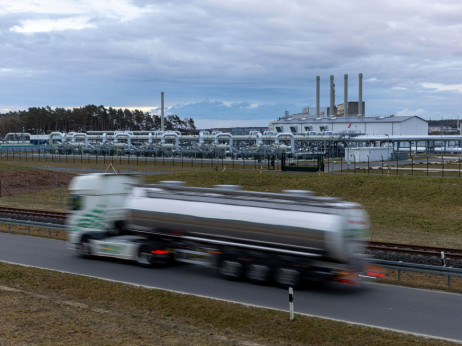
[{"x1": 1, "y1": 0, "x2": 462, "y2": 125}]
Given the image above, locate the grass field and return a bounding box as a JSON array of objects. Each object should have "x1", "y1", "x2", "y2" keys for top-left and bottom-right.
[
  {"x1": 1, "y1": 158, "x2": 462, "y2": 246},
  {"x1": 1, "y1": 160, "x2": 462, "y2": 344},
  {"x1": 0, "y1": 263, "x2": 454, "y2": 345}
]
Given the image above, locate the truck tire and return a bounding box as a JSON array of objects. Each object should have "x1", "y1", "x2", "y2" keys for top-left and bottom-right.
[
  {"x1": 77, "y1": 237, "x2": 92, "y2": 258},
  {"x1": 245, "y1": 263, "x2": 271, "y2": 284},
  {"x1": 136, "y1": 245, "x2": 155, "y2": 267},
  {"x1": 274, "y1": 267, "x2": 301, "y2": 288},
  {"x1": 219, "y1": 260, "x2": 243, "y2": 280}
]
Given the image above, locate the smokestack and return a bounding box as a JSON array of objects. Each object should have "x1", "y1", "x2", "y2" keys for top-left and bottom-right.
[
  {"x1": 161, "y1": 91, "x2": 165, "y2": 131},
  {"x1": 344, "y1": 74, "x2": 348, "y2": 117},
  {"x1": 329, "y1": 75, "x2": 335, "y2": 116},
  {"x1": 358, "y1": 73, "x2": 363, "y2": 116},
  {"x1": 316, "y1": 76, "x2": 320, "y2": 116}
]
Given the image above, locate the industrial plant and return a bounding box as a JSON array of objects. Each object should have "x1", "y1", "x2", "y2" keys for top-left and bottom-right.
[{"x1": 1, "y1": 73, "x2": 461, "y2": 168}]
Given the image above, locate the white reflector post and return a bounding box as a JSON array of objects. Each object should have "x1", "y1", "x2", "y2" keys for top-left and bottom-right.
[{"x1": 289, "y1": 287, "x2": 294, "y2": 321}]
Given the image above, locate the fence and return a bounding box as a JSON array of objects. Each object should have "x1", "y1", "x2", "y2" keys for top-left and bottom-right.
[
  {"x1": 0, "y1": 147, "x2": 284, "y2": 173},
  {"x1": 3, "y1": 146, "x2": 462, "y2": 178},
  {"x1": 329, "y1": 155, "x2": 462, "y2": 178}
]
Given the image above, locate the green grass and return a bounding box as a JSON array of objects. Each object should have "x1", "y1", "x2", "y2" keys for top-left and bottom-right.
[
  {"x1": 1, "y1": 161, "x2": 462, "y2": 343},
  {"x1": 0, "y1": 263, "x2": 453, "y2": 345},
  {"x1": 141, "y1": 171, "x2": 462, "y2": 247},
  {"x1": 2, "y1": 160, "x2": 462, "y2": 247}
]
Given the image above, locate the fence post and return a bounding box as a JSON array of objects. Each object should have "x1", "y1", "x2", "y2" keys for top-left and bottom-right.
[{"x1": 427, "y1": 156, "x2": 429, "y2": 176}]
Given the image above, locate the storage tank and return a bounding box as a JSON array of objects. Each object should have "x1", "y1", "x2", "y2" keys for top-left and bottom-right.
[{"x1": 125, "y1": 183, "x2": 369, "y2": 264}]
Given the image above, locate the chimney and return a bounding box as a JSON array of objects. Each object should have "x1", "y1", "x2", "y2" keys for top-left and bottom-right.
[
  {"x1": 316, "y1": 76, "x2": 320, "y2": 116},
  {"x1": 358, "y1": 73, "x2": 363, "y2": 116},
  {"x1": 161, "y1": 91, "x2": 165, "y2": 131},
  {"x1": 344, "y1": 74, "x2": 348, "y2": 117},
  {"x1": 329, "y1": 75, "x2": 335, "y2": 116}
]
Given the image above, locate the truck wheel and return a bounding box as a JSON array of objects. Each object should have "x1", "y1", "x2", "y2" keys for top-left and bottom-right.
[
  {"x1": 274, "y1": 267, "x2": 301, "y2": 288},
  {"x1": 219, "y1": 260, "x2": 243, "y2": 280},
  {"x1": 136, "y1": 245, "x2": 154, "y2": 267},
  {"x1": 77, "y1": 237, "x2": 92, "y2": 258},
  {"x1": 246, "y1": 264, "x2": 271, "y2": 284}
]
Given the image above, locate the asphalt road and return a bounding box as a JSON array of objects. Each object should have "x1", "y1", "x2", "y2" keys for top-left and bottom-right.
[{"x1": 1, "y1": 232, "x2": 461, "y2": 342}]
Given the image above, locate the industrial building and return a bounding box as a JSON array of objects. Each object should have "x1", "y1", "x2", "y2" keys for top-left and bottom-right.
[
  {"x1": 268, "y1": 115, "x2": 428, "y2": 136},
  {"x1": 268, "y1": 73, "x2": 428, "y2": 136}
]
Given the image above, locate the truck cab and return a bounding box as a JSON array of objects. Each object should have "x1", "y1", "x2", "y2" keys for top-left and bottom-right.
[{"x1": 67, "y1": 173, "x2": 141, "y2": 254}]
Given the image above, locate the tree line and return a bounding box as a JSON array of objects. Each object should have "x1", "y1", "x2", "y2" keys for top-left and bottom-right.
[{"x1": 0, "y1": 105, "x2": 197, "y2": 136}]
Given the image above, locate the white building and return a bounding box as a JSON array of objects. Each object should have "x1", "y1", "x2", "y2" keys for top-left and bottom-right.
[
  {"x1": 269, "y1": 115, "x2": 428, "y2": 136},
  {"x1": 346, "y1": 147, "x2": 391, "y2": 163}
]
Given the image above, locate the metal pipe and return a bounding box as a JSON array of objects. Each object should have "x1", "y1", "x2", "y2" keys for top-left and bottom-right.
[
  {"x1": 358, "y1": 73, "x2": 363, "y2": 116},
  {"x1": 329, "y1": 75, "x2": 335, "y2": 116},
  {"x1": 161, "y1": 132, "x2": 179, "y2": 151},
  {"x1": 49, "y1": 132, "x2": 65, "y2": 146},
  {"x1": 71, "y1": 133, "x2": 89, "y2": 149},
  {"x1": 161, "y1": 91, "x2": 165, "y2": 132},
  {"x1": 214, "y1": 133, "x2": 233, "y2": 151},
  {"x1": 113, "y1": 132, "x2": 132, "y2": 147},
  {"x1": 344, "y1": 74, "x2": 348, "y2": 116},
  {"x1": 316, "y1": 76, "x2": 320, "y2": 116},
  {"x1": 275, "y1": 133, "x2": 295, "y2": 154}
]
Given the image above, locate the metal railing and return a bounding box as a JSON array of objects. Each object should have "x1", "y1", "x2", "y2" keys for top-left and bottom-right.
[
  {"x1": 376, "y1": 259, "x2": 462, "y2": 287},
  {"x1": 0, "y1": 218, "x2": 67, "y2": 236}
]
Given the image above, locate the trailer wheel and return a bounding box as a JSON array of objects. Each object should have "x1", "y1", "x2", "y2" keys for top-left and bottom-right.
[
  {"x1": 274, "y1": 267, "x2": 301, "y2": 288},
  {"x1": 136, "y1": 245, "x2": 155, "y2": 267},
  {"x1": 77, "y1": 237, "x2": 92, "y2": 258},
  {"x1": 219, "y1": 260, "x2": 243, "y2": 280},
  {"x1": 246, "y1": 264, "x2": 271, "y2": 284}
]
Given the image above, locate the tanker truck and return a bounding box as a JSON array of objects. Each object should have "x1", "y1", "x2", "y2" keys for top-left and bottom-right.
[{"x1": 66, "y1": 173, "x2": 370, "y2": 286}]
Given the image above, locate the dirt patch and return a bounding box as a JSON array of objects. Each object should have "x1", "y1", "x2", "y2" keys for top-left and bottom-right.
[{"x1": 0, "y1": 171, "x2": 76, "y2": 196}]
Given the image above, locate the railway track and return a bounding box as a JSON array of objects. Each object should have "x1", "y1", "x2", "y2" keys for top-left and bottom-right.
[
  {"x1": 0, "y1": 207, "x2": 67, "y2": 224},
  {"x1": 368, "y1": 241, "x2": 462, "y2": 260}
]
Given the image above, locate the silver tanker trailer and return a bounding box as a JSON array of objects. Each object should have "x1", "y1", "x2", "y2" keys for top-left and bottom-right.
[{"x1": 66, "y1": 173, "x2": 371, "y2": 287}]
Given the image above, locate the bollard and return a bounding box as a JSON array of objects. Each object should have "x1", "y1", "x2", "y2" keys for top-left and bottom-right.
[{"x1": 289, "y1": 287, "x2": 294, "y2": 321}]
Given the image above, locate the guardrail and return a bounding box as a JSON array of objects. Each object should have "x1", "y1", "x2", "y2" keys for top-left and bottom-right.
[
  {"x1": 0, "y1": 218, "x2": 67, "y2": 236},
  {"x1": 376, "y1": 259, "x2": 462, "y2": 287}
]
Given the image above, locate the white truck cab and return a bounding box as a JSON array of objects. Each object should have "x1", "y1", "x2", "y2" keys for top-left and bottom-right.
[{"x1": 67, "y1": 173, "x2": 141, "y2": 255}]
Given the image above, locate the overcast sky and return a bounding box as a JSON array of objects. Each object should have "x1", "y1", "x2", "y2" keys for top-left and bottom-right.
[{"x1": 1, "y1": 0, "x2": 461, "y2": 128}]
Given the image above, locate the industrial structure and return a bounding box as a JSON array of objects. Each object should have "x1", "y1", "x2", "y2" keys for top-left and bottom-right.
[
  {"x1": 269, "y1": 73, "x2": 428, "y2": 136},
  {"x1": 1, "y1": 74, "x2": 458, "y2": 164},
  {"x1": 269, "y1": 115, "x2": 428, "y2": 136}
]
